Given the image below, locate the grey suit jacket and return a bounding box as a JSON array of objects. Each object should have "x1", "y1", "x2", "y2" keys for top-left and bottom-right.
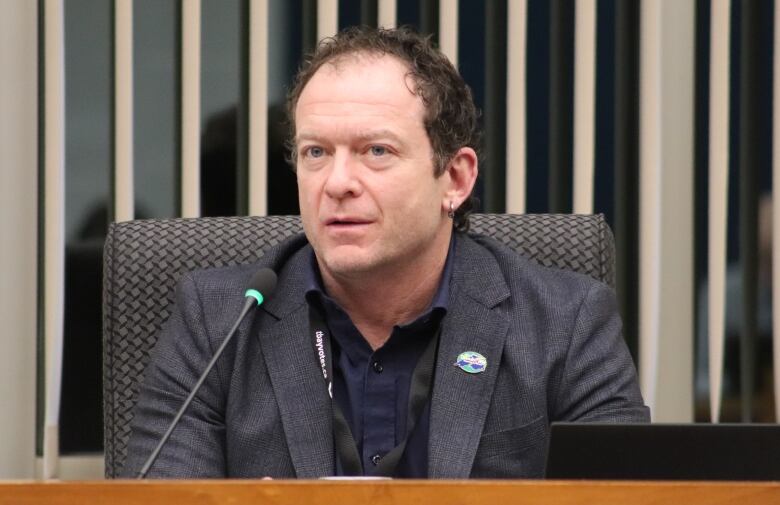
[{"x1": 122, "y1": 232, "x2": 649, "y2": 478}]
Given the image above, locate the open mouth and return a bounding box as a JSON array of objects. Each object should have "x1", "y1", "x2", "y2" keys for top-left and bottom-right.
[
  {"x1": 324, "y1": 218, "x2": 373, "y2": 233},
  {"x1": 325, "y1": 218, "x2": 371, "y2": 226}
]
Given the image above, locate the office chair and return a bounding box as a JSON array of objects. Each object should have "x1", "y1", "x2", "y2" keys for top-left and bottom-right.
[{"x1": 103, "y1": 213, "x2": 615, "y2": 477}]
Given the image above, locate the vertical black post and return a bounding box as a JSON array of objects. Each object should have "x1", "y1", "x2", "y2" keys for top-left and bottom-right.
[
  {"x1": 420, "y1": 0, "x2": 439, "y2": 41},
  {"x1": 36, "y1": 0, "x2": 47, "y2": 458},
  {"x1": 237, "y1": 0, "x2": 250, "y2": 215},
  {"x1": 693, "y1": 0, "x2": 711, "y2": 421},
  {"x1": 738, "y1": 0, "x2": 759, "y2": 422},
  {"x1": 109, "y1": 0, "x2": 117, "y2": 222},
  {"x1": 548, "y1": 0, "x2": 574, "y2": 213},
  {"x1": 303, "y1": 0, "x2": 318, "y2": 54},
  {"x1": 613, "y1": 0, "x2": 640, "y2": 360},
  {"x1": 361, "y1": 0, "x2": 378, "y2": 27},
  {"x1": 483, "y1": 0, "x2": 507, "y2": 213},
  {"x1": 173, "y1": 0, "x2": 183, "y2": 217}
]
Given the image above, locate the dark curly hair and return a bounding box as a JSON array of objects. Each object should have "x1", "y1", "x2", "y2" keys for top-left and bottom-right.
[{"x1": 286, "y1": 25, "x2": 481, "y2": 231}]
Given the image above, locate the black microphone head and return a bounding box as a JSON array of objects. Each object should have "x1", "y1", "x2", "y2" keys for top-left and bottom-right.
[{"x1": 245, "y1": 268, "x2": 277, "y2": 306}]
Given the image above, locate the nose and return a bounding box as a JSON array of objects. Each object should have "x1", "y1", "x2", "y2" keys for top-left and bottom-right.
[{"x1": 323, "y1": 149, "x2": 362, "y2": 200}]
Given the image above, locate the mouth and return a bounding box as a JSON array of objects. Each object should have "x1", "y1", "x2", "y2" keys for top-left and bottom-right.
[
  {"x1": 323, "y1": 217, "x2": 374, "y2": 234},
  {"x1": 325, "y1": 217, "x2": 373, "y2": 226}
]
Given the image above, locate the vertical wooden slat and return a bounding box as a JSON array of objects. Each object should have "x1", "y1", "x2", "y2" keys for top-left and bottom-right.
[
  {"x1": 181, "y1": 0, "x2": 200, "y2": 218},
  {"x1": 650, "y1": 0, "x2": 695, "y2": 422},
  {"x1": 708, "y1": 0, "x2": 730, "y2": 424},
  {"x1": 42, "y1": 0, "x2": 65, "y2": 480},
  {"x1": 438, "y1": 0, "x2": 458, "y2": 65},
  {"x1": 248, "y1": 0, "x2": 267, "y2": 217},
  {"x1": 317, "y1": 0, "x2": 338, "y2": 41},
  {"x1": 114, "y1": 0, "x2": 133, "y2": 222},
  {"x1": 505, "y1": 0, "x2": 527, "y2": 214},
  {"x1": 573, "y1": 0, "x2": 596, "y2": 214},
  {"x1": 0, "y1": 0, "x2": 38, "y2": 478},
  {"x1": 378, "y1": 0, "x2": 396, "y2": 28},
  {"x1": 773, "y1": 0, "x2": 780, "y2": 423},
  {"x1": 638, "y1": 0, "x2": 662, "y2": 416}
]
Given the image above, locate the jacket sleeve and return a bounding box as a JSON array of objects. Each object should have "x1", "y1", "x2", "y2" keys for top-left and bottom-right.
[
  {"x1": 120, "y1": 271, "x2": 228, "y2": 478},
  {"x1": 551, "y1": 280, "x2": 651, "y2": 422}
]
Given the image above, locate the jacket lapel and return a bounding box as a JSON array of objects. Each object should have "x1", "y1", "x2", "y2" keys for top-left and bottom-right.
[
  {"x1": 255, "y1": 243, "x2": 335, "y2": 478},
  {"x1": 428, "y1": 236, "x2": 510, "y2": 478}
]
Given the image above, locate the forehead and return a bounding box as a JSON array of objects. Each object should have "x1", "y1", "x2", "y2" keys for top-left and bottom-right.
[{"x1": 295, "y1": 53, "x2": 426, "y2": 131}]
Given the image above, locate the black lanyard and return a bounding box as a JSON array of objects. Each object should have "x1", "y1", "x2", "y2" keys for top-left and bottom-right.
[{"x1": 309, "y1": 304, "x2": 440, "y2": 477}]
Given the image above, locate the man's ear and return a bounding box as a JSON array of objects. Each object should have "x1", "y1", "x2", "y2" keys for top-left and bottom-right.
[{"x1": 441, "y1": 147, "x2": 478, "y2": 213}]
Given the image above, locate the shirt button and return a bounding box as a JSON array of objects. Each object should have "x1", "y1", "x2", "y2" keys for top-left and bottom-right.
[
  {"x1": 371, "y1": 453, "x2": 382, "y2": 466},
  {"x1": 372, "y1": 361, "x2": 383, "y2": 373}
]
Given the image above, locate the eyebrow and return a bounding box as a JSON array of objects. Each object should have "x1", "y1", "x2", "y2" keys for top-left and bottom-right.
[
  {"x1": 353, "y1": 129, "x2": 405, "y2": 143},
  {"x1": 295, "y1": 129, "x2": 406, "y2": 145}
]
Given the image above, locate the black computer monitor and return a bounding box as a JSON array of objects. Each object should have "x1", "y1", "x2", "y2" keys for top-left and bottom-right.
[{"x1": 545, "y1": 423, "x2": 780, "y2": 481}]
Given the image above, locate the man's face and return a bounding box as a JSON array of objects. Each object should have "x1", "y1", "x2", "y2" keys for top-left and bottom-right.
[{"x1": 294, "y1": 53, "x2": 451, "y2": 279}]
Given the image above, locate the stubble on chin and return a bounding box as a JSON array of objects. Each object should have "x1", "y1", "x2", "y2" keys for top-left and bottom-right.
[{"x1": 317, "y1": 246, "x2": 379, "y2": 280}]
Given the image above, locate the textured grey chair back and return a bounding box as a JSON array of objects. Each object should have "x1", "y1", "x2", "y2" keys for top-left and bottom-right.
[{"x1": 103, "y1": 213, "x2": 615, "y2": 477}]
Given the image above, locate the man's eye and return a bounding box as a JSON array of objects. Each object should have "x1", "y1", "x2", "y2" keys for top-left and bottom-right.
[
  {"x1": 306, "y1": 146, "x2": 324, "y2": 158},
  {"x1": 369, "y1": 145, "x2": 387, "y2": 156}
]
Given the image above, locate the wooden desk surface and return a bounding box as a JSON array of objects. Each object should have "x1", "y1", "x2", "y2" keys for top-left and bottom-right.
[{"x1": 1, "y1": 479, "x2": 779, "y2": 505}]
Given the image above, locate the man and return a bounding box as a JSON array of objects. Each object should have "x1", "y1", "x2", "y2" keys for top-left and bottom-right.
[{"x1": 123, "y1": 26, "x2": 648, "y2": 479}]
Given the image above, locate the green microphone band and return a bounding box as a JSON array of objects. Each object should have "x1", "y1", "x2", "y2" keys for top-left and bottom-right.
[{"x1": 245, "y1": 289, "x2": 264, "y2": 306}]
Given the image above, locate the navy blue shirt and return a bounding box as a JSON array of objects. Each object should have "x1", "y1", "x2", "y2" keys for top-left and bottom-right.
[{"x1": 304, "y1": 237, "x2": 455, "y2": 477}]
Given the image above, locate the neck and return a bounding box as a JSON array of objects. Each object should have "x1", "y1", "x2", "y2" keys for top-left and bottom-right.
[{"x1": 320, "y1": 229, "x2": 452, "y2": 350}]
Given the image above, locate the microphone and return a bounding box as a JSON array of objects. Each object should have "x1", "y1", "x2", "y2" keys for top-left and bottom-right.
[{"x1": 137, "y1": 268, "x2": 277, "y2": 479}]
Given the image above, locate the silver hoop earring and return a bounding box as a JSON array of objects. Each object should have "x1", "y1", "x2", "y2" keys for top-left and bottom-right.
[{"x1": 448, "y1": 201, "x2": 455, "y2": 219}]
